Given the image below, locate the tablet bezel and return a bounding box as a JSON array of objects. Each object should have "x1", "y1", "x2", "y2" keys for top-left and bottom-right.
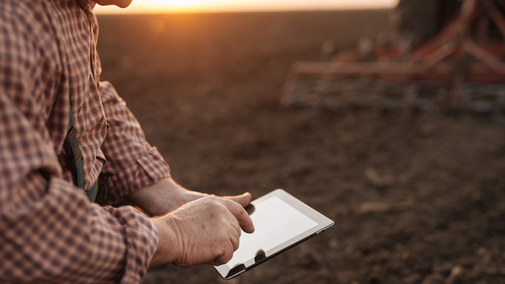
[{"x1": 214, "y1": 189, "x2": 334, "y2": 279}]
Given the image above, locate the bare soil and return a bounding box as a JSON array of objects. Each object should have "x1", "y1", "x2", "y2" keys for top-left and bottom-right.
[{"x1": 97, "y1": 10, "x2": 505, "y2": 284}]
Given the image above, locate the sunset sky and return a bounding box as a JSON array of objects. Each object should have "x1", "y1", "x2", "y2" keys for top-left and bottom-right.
[{"x1": 94, "y1": 0, "x2": 398, "y2": 14}]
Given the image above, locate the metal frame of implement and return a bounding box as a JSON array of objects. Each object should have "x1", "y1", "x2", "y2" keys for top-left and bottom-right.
[{"x1": 281, "y1": 0, "x2": 505, "y2": 119}]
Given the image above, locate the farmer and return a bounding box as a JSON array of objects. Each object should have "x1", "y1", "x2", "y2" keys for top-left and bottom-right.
[{"x1": 0, "y1": 0, "x2": 254, "y2": 283}]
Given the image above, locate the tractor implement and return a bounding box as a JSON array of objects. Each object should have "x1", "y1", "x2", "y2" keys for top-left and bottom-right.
[{"x1": 281, "y1": 0, "x2": 505, "y2": 120}]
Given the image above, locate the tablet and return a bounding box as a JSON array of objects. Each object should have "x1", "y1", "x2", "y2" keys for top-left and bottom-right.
[{"x1": 214, "y1": 189, "x2": 334, "y2": 279}]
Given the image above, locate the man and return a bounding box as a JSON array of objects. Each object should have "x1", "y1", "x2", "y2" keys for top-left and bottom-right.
[{"x1": 0, "y1": 0, "x2": 254, "y2": 283}]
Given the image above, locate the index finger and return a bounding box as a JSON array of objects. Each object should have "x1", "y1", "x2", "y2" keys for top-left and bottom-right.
[{"x1": 224, "y1": 199, "x2": 255, "y2": 234}]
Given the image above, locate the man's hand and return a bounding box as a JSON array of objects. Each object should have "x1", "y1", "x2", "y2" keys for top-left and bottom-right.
[
  {"x1": 127, "y1": 177, "x2": 254, "y2": 268},
  {"x1": 126, "y1": 177, "x2": 252, "y2": 216},
  {"x1": 149, "y1": 196, "x2": 255, "y2": 268}
]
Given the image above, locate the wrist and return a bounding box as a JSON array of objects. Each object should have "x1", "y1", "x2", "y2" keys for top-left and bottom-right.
[
  {"x1": 149, "y1": 216, "x2": 182, "y2": 268},
  {"x1": 126, "y1": 177, "x2": 187, "y2": 216}
]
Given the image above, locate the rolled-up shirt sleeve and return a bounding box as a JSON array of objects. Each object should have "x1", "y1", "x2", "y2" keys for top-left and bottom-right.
[{"x1": 97, "y1": 82, "x2": 171, "y2": 205}]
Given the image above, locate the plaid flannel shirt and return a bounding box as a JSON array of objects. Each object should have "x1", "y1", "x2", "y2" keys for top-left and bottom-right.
[{"x1": 0, "y1": 0, "x2": 171, "y2": 283}]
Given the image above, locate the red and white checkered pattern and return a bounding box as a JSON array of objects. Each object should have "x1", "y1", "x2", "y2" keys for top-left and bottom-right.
[{"x1": 0, "y1": 0, "x2": 171, "y2": 282}]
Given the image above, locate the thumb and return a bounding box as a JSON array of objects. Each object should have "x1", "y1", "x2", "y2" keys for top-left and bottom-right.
[{"x1": 225, "y1": 192, "x2": 252, "y2": 208}]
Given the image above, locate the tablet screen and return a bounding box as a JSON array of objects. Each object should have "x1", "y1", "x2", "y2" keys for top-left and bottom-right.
[
  {"x1": 227, "y1": 195, "x2": 318, "y2": 268},
  {"x1": 214, "y1": 189, "x2": 334, "y2": 279}
]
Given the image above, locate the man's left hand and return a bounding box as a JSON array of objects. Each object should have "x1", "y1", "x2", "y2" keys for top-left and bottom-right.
[{"x1": 125, "y1": 177, "x2": 252, "y2": 216}]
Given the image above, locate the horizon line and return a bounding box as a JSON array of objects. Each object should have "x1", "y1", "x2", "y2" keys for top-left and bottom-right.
[
  {"x1": 95, "y1": 7, "x2": 393, "y2": 15},
  {"x1": 94, "y1": 4, "x2": 396, "y2": 14}
]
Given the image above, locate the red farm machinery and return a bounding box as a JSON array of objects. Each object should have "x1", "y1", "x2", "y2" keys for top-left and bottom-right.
[{"x1": 281, "y1": 0, "x2": 505, "y2": 121}]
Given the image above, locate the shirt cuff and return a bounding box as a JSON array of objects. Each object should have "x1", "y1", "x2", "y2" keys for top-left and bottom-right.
[
  {"x1": 102, "y1": 205, "x2": 159, "y2": 284},
  {"x1": 97, "y1": 147, "x2": 170, "y2": 205}
]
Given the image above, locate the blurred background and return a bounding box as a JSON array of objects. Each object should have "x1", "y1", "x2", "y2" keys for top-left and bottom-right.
[
  {"x1": 96, "y1": 1, "x2": 505, "y2": 283},
  {"x1": 95, "y1": 0, "x2": 397, "y2": 13}
]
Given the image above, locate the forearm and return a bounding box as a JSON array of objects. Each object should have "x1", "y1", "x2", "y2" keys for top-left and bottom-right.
[
  {"x1": 126, "y1": 176, "x2": 254, "y2": 218},
  {"x1": 126, "y1": 177, "x2": 204, "y2": 216}
]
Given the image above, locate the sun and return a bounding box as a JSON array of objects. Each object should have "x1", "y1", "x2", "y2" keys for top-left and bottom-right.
[
  {"x1": 167, "y1": 0, "x2": 202, "y2": 8},
  {"x1": 137, "y1": 0, "x2": 203, "y2": 10},
  {"x1": 127, "y1": 0, "x2": 206, "y2": 11}
]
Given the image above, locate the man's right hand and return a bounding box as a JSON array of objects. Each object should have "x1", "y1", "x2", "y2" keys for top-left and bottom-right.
[{"x1": 149, "y1": 195, "x2": 255, "y2": 268}]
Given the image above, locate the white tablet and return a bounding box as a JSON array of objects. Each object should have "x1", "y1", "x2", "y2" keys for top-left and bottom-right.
[{"x1": 214, "y1": 189, "x2": 334, "y2": 279}]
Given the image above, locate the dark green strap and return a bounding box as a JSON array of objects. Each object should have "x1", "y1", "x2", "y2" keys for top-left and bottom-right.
[
  {"x1": 85, "y1": 179, "x2": 99, "y2": 202},
  {"x1": 65, "y1": 103, "x2": 98, "y2": 202}
]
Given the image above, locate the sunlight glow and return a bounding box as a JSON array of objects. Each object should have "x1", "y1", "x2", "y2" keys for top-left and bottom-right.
[
  {"x1": 94, "y1": 0, "x2": 398, "y2": 14},
  {"x1": 145, "y1": 0, "x2": 204, "y2": 10}
]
